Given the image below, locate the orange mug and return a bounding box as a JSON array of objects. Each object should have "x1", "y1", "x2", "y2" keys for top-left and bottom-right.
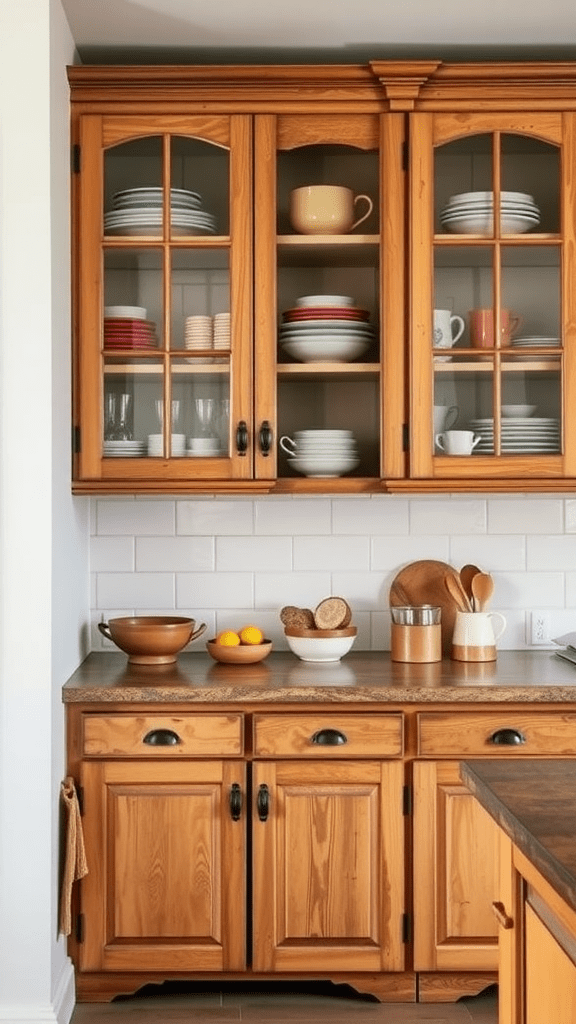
[{"x1": 469, "y1": 308, "x2": 521, "y2": 349}]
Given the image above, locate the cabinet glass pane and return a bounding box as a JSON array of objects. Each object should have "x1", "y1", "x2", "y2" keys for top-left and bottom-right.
[
  {"x1": 171, "y1": 360, "x2": 230, "y2": 458},
  {"x1": 171, "y1": 136, "x2": 228, "y2": 236},
  {"x1": 104, "y1": 137, "x2": 163, "y2": 237},
  {"x1": 103, "y1": 359, "x2": 163, "y2": 458},
  {"x1": 501, "y1": 136, "x2": 559, "y2": 234},
  {"x1": 104, "y1": 249, "x2": 163, "y2": 343},
  {"x1": 171, "y1": 249, "x2": 230, "y2": 351},
  {"x1": 501, "y1": 245, "x2": 561, "y2": 342}
]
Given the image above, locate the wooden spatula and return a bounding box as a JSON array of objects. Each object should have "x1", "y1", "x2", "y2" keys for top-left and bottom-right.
[
  {"x1": 471, "y1": 571, "x2": 494, "y2": 612},
  {"x1": 460, "y1": 564, "x2": 481, "y2": 609},
  {"x1": 445, "y1": 570, "x2": 473, "y2": 613}
]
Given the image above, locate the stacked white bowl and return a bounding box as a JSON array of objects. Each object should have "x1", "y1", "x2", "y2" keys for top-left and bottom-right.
[
  {"x1": 439, "y1": 191, "x2": 540, "y2": 235},
  {"x1": 280, "y1": 429, "x2": 359, "y2": 478},
  {"x1": 147, "y1": 433, "x2": 186, "y2": 457}
]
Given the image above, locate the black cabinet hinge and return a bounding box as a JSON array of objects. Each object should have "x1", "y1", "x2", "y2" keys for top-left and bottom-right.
[
  {"x1": 75, "y1": 913, "x2": 85, "y2": 944},
  {"x1": 402, "y1": 423, "x2": 409, "y2": 452},
  {"x1": 73, "y1": 425, "x2": 81, "y2": 454},
  {"x1": 402, "y1": 912, "x2": 412, "y2": 943},
  {"x1": 72, "y1": 144, "x2": 80, "y2": 174},
  {"x1": 403, "y1": 784, "x2": 412, "y2": 816}
]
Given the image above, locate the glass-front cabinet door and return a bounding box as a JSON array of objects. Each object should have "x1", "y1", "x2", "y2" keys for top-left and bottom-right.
[
  {"x1": 409, "y1": 112, "x2": 576, "y2": 484},
  {"x1": 74, "y1": 115, "x2": 253, "y2": 487},
  {"x1": 253, "y1": 113, "x2": 405, "y2": 488}
]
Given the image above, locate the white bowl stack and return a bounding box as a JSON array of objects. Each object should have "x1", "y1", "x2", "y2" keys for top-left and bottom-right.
[
  {"x1": 147, "y1": 433, "x2": 186, "y2": 457},
  {"x1": 279, "y1": 294, "x2": 374, "y2": 363},
  {"x1": 439, "y1": 191, "x2": 540, "y2": 235},
  {"x1": 284, "y1": 429, "x2": 360, "y2": 478}
]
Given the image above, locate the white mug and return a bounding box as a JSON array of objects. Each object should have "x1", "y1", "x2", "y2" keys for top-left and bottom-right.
[
  {"x1": 433, "y1": 309, "x2": 465, "y2": 360},
  {"x1": 452, "y1": 610, "x2": 507, "y2": 662},
  {"x1": 435, "y1": 430, "x2": 481, "y2": 455},
  {"x1": 433, "y1": 405, "x2": 459, "y2": 435}
]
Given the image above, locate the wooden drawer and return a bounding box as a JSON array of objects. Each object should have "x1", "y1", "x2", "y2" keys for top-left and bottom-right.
[
  {"x1": 417, "y1": 711, "x2": 576, "y2": 757},
  {"x1": 82, "y1": 713, "x2": 244, "y2": 756},
  {"x1": 253, "y1": 713, "x2": 403, "y2": 758}
]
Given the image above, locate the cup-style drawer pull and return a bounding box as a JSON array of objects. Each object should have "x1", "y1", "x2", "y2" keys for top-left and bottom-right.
[
  {"x1": 142, "y1": 728, "x2": 181, "y2": 746},
  {"x1": 491, "y1": 900, "x2": 514, "y2": 929},
  {"x1": 230, "y1": 783, "x2": 242, "y2": 821},
  {"x1": 489, "y1": 728, "x2": 526, "y2": 746},
  {"x1": 311, "y1": 728, "x2": 348, "y2": 746},
  {"x1": 257, "y1": 783, "x2": 270, "y2": 821}
]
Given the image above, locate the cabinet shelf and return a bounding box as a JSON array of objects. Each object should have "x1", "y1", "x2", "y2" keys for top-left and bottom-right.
[
  {"x1": 433, "y1": 358, "x2": 561, "y2": 373},
  {"x1": 277, "y1": 235, "x2": 379, "y2": 267},
  {"x1": 277, "y1": 362, "x2": 380, "y2": 381}
]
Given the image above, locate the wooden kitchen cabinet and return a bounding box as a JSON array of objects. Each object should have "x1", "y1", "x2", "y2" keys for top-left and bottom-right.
[
  {"x1": 69, "y1": 62, "x2": 576, "y2": 494},
  {"x1": 68, "y1": 704, "x2": 407, "y2": 1001}
]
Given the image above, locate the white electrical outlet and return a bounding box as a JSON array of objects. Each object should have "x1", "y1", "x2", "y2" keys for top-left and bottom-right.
[{"x1": 530, "y1": 611, "x2": 551, "y2": 645}]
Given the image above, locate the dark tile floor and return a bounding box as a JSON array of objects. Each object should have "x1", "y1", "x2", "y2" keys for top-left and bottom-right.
[{"x1": 70, "y1": 981, "x2": 498, "y2": 1024}]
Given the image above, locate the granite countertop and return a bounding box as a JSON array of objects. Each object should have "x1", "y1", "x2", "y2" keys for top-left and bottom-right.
[
  {"x1": 461, "y1": 759, "x2": 576, "y2": 915},
  {"x1": 62, "y1": 649, "x2": 576, "y2": 703}
]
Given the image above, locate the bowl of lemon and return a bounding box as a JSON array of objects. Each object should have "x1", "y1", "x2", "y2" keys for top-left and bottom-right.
[{"x1": 206, "y1": 625, "x2": 272, "y2": 664}]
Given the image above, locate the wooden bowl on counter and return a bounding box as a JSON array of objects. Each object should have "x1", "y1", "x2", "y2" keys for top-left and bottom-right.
[
  {"x1": 98, "y1": 616, "x2": 206, "y2": 665},
  {"x1": 206, "y1": 639, "x2": 273, "y2": 664}
]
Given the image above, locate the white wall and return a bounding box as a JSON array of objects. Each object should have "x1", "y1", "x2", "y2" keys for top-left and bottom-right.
[
  {"x1": 0, "y1": 2, "x2": 89, "y2": 1022},
  {"x1": 91, "y1": 493, "x2": 576, "y2": 652}
]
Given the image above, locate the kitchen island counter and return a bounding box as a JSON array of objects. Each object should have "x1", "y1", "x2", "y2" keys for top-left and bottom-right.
[{"x1": 62, "y1": 649, "x2": 576, "y2": 704}]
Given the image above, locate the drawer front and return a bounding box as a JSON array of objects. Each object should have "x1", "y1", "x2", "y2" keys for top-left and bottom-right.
[
  {"x1": 82, "y1": 713, "x2": 244, "y2": 756},
  {"x1": 253, "y1": 713, "x2": 403, "y2": 757},
  {"x1": 418, "y1": 711, "x2": 576, "y2": 757}
]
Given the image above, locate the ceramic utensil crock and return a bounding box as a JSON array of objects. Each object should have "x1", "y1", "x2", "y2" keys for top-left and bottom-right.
[{"x1": 451, "y1": 610, "x2": 507, "y2": 662}]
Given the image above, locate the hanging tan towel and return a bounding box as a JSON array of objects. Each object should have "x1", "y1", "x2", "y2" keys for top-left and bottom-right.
[{"x1": 59, "y1": 776, "x2": 88, "y2": 936}]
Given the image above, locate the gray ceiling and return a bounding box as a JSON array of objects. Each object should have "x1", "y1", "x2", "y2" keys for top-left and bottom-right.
[{"x1": 61, "y1": 0, "x2": 576, "y2": 65}]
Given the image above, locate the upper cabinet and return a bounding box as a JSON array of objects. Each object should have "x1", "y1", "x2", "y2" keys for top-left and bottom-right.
[{"x1": 68, "y1": 62, "x2": 576, "y2": 494}]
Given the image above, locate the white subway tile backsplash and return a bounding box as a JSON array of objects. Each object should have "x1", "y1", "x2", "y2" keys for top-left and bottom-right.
[
  {"x1": 332, "y1": 496, "x2": 409, "y2": 535},
  {"x1": 449, "y1": 535, "x2": 526, "y2": 572},
  {"x1": 90, "y1": 536, "x2": 134, "y2": 572},
  {"x1": 216, "y1": 536, "x2": 292, "y2": 572},
  {"x1": 96, "y1": 572, "x2": 175, "y2": 609},
  {"x1": 255, "y1": 573, "x2": 331, "y2": 610},
  {"x1": 293, "y1": 535, "x2": 369, "y2": 572},
  {"x1": 96, "y1": 499, "x2": 175, "y2": 535},
  {"x1": 177, "y1": 572, "x2": 253, "y2": 609},
  {"x1": 527, "y1": 534, "x2": 576, "y2": 571},
  {"x1": 371, "y1": 534, "x2": 450, "y2": 570},
  {"x1": 136, "y1": 535, "x2": 214, "y2": 572},
  {"x1": 88, "y1": 494, "x2": 576, "y2": 652},
  {"x1": 255, "y1": 498, "x2": 331, "y2": 535},
  {"x1": 410, "y1": 499, "x2": 486, "y2": 535},
  {"x1": 177, "y1": 499, "x2": 254, "y2": 536},
  {"x1": 489, "y1": 497, "x2": 564, "y2": 534}
]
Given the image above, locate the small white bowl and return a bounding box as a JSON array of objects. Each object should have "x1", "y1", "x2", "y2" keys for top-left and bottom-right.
[
  {"x1": 295, "y1": 295, "x2": 354, "y2": 307},
  {"x1": 288, "y1": 455, "x2": 359, "y2": 478},
  {"x1": 281, "y1": 337, "x2": 369, "y2": 362},
  {"x1": 501, "y1": 405, "x2": 537, "y2": 418},
  {"x1": 285, "y1": 629, "x2": 357, "y2": 662}
]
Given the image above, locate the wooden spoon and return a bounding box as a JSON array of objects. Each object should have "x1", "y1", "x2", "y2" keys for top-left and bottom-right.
[
  {"x1": 460, "y1": 564, "x2": 481, "y2": 609},
  {"x1": 445, "y1": 571, "x2": 473, "y2": 613},
  {"x1": 471, "y1": 571, "x2": 495, "y2": 612}
]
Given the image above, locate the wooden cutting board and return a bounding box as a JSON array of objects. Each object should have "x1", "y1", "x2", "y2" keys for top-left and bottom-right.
[{"x1": 389, "y1": 559, "x2": 459, "y2": 655}]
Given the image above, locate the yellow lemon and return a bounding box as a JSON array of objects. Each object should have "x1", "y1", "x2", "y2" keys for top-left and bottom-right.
[
  {"x1": 216, "y1": 630, "x2": 241, "y2": 647},
  {"x1": 239, "y1": 625, "x2": 264, "y2": 646}
]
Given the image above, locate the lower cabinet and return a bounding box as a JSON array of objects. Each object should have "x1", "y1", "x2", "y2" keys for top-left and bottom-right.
[
  {"x1": 497, "y1": 832, "x2": 576, "y2": 1024},
  {"x1": 413, "y1": 760, "x2": 500, "y2": 972}
]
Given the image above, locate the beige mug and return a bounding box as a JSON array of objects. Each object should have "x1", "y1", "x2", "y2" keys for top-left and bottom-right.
[
  {"x1": 290, "y1": 185, "x2": 373, "y2": 235},
  {"x1": 469, "y1": 308, "x2": 521, "y2": 349}
]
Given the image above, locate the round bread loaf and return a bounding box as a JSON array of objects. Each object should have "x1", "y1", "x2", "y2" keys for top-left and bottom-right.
[
  {"x1": 313, "y1": 596, "x2": 352, "y2": 630},
  {"x1": 280, "y1": 605, "x2": 315, "y2": 629}
]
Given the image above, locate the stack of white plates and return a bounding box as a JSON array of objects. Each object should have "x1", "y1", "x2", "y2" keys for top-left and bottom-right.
[
  {"x1": 439, "y1": 191, "x2": 540, "y2": 235},
  {"x1": 103, "y1": 440, "x2": 147, "y2": 458},
  {"x1": 213, "y1": 312, "x2": 230, "y2": 350},
  {"x1": 469, "y1": 417, "x2": 561, "y2": 454},
  {"x1": 147, "y1": 433, "x2": 187, "y2": 457},
  {"x1": 284, "y1": 429, "x2": 360, "y2": 478},
  {"x1": 184, "y1": 315, "x2": 213, "y2": 351},
  {"x1": 279, "y1": 303, "x2": 374, "y2": 363},
  {"x1": 511, "y1": 335, "x2": 560, "y2": 349},
  {"x1": 104, "y1": 187, "x2": 217, "y2": 236}
]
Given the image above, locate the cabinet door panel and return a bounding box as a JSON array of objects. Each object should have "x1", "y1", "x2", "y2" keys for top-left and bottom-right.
[
  {"x1": 79, "y1": 760, "x2": 246, "y2": 972},
  {"x1": 413, "y1": 761, "x2": 498, "y2": 971},
  {"x1": 525, "y1": 903, "x2": 576, "y2": 1024},
  {"x1": 252, "y1": 760, "x2": 404, "y2": 973}
]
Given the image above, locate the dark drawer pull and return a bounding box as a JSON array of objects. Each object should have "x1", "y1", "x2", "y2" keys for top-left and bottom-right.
[
  {"x1": 489, "y1": 728, "x2": 526, "y2": 746},
  {"x1": 230, "y1": 783, "x2": 242, "y2": 821},
  {"x1": 236, "y1": 420, "x2": 248, "y2": 455},
  {"x1": 311, "y1": 728, "x2": 348, "y2": 746},
  {"x1": 142, "y1": 728, "x2": 181, "y2": 746},
  {"x1": 257, "y1": 783, "x2": 270, "y2": 821}
]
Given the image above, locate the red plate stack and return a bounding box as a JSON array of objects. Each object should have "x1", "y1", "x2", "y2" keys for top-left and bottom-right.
[
  {"x1": 282, "y1": 305, "x2": 371, "y2": 323},
  {"x1": 103, "y1": 318, "x2": 159, "y2": 350}
]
